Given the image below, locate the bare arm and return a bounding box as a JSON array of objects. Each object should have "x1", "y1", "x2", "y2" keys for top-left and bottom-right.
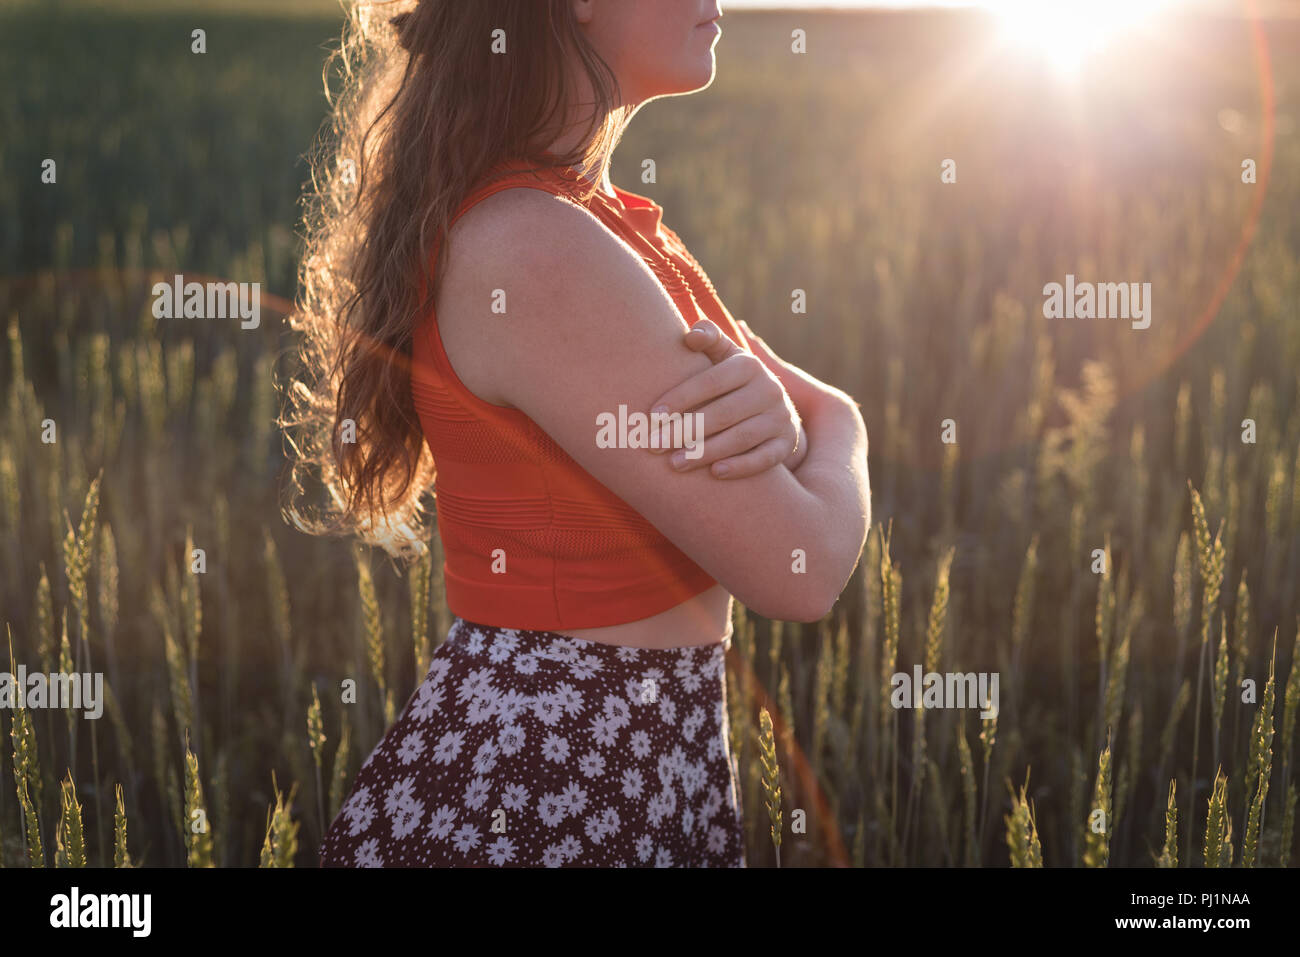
[
  {"x1": 437, "y1": 189, "x2": 871, "y2": 621},
  {"x1": 735, "y1": 319, "x2": 828, "y2": 425},
  {"x1": 729, "y1": 322, "x2": 870, "y2": 547}
]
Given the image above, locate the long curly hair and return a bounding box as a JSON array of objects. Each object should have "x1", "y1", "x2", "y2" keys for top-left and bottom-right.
[{"x1": 279, "y1": 0, "x2": 622, "y2": 564}]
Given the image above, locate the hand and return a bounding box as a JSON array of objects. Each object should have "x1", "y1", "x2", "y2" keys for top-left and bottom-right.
[{"x1": 646, "y1": 319, "x2": 806, "y2": 478}]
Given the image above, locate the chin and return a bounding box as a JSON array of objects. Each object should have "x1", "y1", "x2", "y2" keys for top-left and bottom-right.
[{"x1": 663, "y1": 60, "x2": 717, "y2": 96}]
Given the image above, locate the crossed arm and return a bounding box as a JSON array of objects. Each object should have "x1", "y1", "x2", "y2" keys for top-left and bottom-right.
[
  {"x1": 648, "y1": 316, "x2": 872, "y2": 618},
  {"x1": 441, "y1": 188, "x2": 871, "y2": 621},
  {"x1": 652, "y1": 317, "x2": 810, "y2": 478}
]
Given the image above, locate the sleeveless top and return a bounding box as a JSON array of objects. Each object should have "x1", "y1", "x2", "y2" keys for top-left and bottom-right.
[{"x1": 410, "y1": 157, "x2": 752, "y2": 630}]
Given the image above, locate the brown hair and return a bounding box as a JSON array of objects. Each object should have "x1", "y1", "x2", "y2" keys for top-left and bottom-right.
[{"x1": 280, "y1": 0, "x2": 621, "y2": 564}]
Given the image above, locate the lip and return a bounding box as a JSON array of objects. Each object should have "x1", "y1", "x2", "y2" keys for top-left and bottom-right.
[{"x1": 696, "y1": 12, "x2": 722, "y2": 26}]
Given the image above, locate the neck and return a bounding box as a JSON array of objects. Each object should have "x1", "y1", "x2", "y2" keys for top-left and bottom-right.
[{"x1": 544, "y1": 104, "x2": 637, "y2": 200}]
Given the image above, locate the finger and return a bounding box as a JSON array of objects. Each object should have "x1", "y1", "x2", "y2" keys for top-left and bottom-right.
[
  {"x1": 686, "y1": 319, "x2": 743, "y2": 365},
  {"x1": 710, "y1": 435, "x2": 793, "y2": 479},
  {"x1": 682, "y1": 319, "x2": 721, "y2": 352},
  {"x1": 648, "y1": 351, "x2": 759, "y2": 420},
  {"x1": 674, "y1": 379, "x2": 781, "y2": 440},
  {"x1": 666, "y1": 415, "x2": 775, "y2": 472},
  {"x1": 782, "y1": 422, "x2": 809, "y2": 469}
]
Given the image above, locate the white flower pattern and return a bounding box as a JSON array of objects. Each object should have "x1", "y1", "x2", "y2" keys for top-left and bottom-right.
[{"x1": 320, "y1": 617, "x2": 745, "y2": 867}]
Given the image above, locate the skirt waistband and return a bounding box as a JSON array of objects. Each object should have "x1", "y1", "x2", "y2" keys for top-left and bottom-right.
[{"x1": 443, "y1": 617, "x2": 731, "y2": 678}]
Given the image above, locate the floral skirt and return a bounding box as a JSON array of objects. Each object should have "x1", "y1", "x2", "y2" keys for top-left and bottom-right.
[{"x1": 319, "y1": 617, "x2": 746, "y2": 867}]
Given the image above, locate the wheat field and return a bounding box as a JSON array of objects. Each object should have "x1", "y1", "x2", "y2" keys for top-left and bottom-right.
[{"x1": 1, "y1": 1, "x2": 1298, "y2": 867}]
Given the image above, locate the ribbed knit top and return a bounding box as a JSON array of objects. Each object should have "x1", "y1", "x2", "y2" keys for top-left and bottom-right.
[{"x1": 410, "y1": 157, "x2": 750, "y2": 630}]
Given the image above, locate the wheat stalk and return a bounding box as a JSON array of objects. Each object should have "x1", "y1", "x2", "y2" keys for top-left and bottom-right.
[
  {"x1": 876, "y1": 522, "x2": 901, "y2": 862},
  {"x1": 1203, "y1": 766, "x2": 1229, "y2": 867},
  {"x1": 328, "y1": 708, "x2": 353, "y2": 823},
  {"x1": 54, "y1": 771, "x2": 85, "y2": 868},
  {"x1": 1212, "y1": 615, "x2": 1229, "y2": 772},
  {"x1": 113, "y1": 783, "x2": 132, "y2": 868},
  {"x1": 1231, "y1": 572, "x2": 1251, "y2": 727},
  {"x1": 926, "y1": 547, "x2": 954, "y2": 679},
  {"x1": 97, "y1": 520, "x2": 119, "y2": 669},
  {"x1": 34, "y1": 563, "x2": 53, "y2": 675},
  {"x1": 1187, "y1": 482, "x2": 1226, "y2": 865},
  {"x1": 1172, "y1": 531, "x2": 1193, "y2": 641},
  {"x1": 1083, "y1": 734, "x2": 1113, "y2": 868},
  {"x1": 1009, "y1": 535, "x2": 1039, "y2": 706},
  {"x1": 957, "y1": 722, "x2": 977, "y2": 866},
  {"x1": 155, "y1": 584, "x2": 194, "y2": 746},
  {"x1": 58, "y1": 609, "x2": 74, "y2": 772},
  {"x1": 1156, "y1": 778, "x2": 1178, "y2": 867},
  {"x1": 777, "y1": 663, "x2": 795, "y2": 759},
  {"x1": 1105, "y1": 586, "x2": 1137, "y2": 757},
  {"x1": 8, "y1": 627, "x2": 44, "y2": 867},
  {"x1": 356, "y1": 547, "x2": 393, "y2": 726},
  {"x1": 61, "y1": 471, "x2": 100, "y2": 654},
  {"x1": 877, "y1": 522, "x2": 899, "y2": 735},
  {"x1": 1004, "y1": 770, "x2": 1043, "y2": 867},
  {"x1": 1115, "y1": 704, "x2": 1143, "y2": 844},
  {"x1": 1280, "y1": 620, "x2": 1300, "y2": 791},
  {"x1": 410, "y1": 545, "x2": 432, "y2": 678},
  {"x1": 1242, "y1": 630, "x2": 1277, "y2": 867},
  {"x1": 758, "y1": 707, "x2": 783, "y2": 867},
  {"x1": 977, "y1": 695, "x2": 998, "y2": 855},
  {"x1": 307, "y1": 682, "x2": 327, "y2": 841},
  {"x1": 906, "y1": 546, "x2": 953, "y2": 852},
  {"x1": 183, "y1": 734, "x2": 214, "y2": 867},
  {"x1": 1096, "y1": 535, "x2": 1115, "y2": 683},
  {"x1": 259, "y1": 772, "x2": 300, "y2": 867}
]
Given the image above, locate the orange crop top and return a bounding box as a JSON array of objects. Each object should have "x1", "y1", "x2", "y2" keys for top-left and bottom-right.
[{"x1": 410, "y1": 157, "x2": 752, "y2": 631}]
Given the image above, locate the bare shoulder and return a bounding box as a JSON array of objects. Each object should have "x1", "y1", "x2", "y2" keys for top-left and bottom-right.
[
  {"x1": 447, "y1": 186, "x2": 595, "y2": 266},
  {"x1": 444, "y1": 185, "x2": 667, "y2": 311},
  {"x1": 436, "y1": 185, "x2": 689, "y2": 406}
]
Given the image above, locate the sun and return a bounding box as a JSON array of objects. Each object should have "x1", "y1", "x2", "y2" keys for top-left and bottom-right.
[{"x1": 990, "y1": 0, "x2": 1174, "y2": 76}]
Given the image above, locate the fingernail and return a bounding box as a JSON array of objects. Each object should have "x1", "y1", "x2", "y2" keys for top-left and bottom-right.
[
  {"x1": 651, "y1": 405, "x2": 668, "y2": 415},
  {"x1": 671, "y1": 451, "x2": 686, "y2": 468},
  {"x1": 714, "y1": 463, "x2": 730, "y2": 477}
]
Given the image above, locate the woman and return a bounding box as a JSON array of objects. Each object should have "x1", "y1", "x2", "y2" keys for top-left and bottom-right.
[{"x1": 286, "y1": 0, "x2": 870, "y2": 867}]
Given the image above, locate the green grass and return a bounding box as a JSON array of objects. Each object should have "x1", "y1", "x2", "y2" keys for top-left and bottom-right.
[{"x1": 1, "y1": 3, "x2": 1298, "y2": 866}]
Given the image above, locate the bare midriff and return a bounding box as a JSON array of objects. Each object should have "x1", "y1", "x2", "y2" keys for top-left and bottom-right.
[{"x1": 552, "y1": 583, "x2": 734, "y2": 649}]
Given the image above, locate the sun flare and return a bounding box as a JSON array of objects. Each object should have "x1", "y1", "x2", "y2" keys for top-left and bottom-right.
[{"x1": 990, "y1": 0, "x2": 1174, "y2": 75}]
